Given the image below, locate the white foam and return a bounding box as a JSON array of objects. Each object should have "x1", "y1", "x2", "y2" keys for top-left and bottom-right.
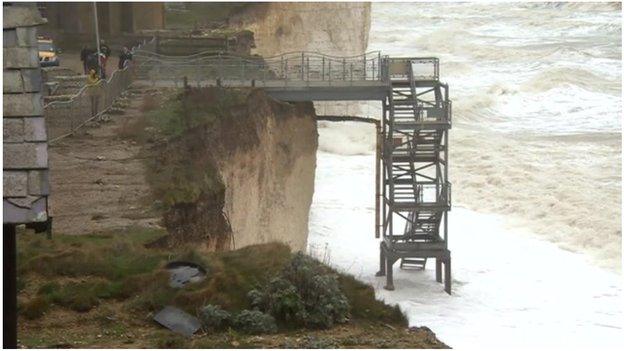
[{"x1": 308, "y1": 151, "x2": 623, "y2": 349}]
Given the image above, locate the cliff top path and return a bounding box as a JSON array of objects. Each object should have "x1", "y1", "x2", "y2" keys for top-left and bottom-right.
[{"x1": 48, "y1": 85, "x2": 162, "y2": 235}]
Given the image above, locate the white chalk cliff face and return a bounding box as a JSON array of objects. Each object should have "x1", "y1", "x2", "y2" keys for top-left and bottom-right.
[
  {"x1": 230, "y1": 2, "x2": 371, "y2": 56},
  {"x1": 218, "y1": 96, "x2": 318, "y2": 252},
  {"x1": 217, "y1": 3, "x2": 371, "y2": 252}
]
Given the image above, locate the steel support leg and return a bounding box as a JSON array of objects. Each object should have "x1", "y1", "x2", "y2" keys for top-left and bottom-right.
[
  {"x1": 375, "y1": 242, "x2": 386, "y2": 277},
  {"x1": 435, "y1": 258, "x2": 442, "y2": 283},
  {"x1": 444, "y1": 258, "x2": 452, "y2": 295},
  {"x1": 384, "y1": 256, "x2": 397, "y2": 291}
]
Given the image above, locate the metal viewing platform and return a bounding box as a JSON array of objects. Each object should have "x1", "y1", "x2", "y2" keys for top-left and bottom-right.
[{"x1": 134, "y1": 50, "x2": 453, "y2": 294}]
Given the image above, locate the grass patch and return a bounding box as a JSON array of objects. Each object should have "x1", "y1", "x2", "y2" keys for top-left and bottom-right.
[
  {"x1": 22, "y1": 240, "x2": 164, "y2": 280},
  {"x1": 18, "y1": 226, "x2": 409, "y2": 343},
  {"x1": 338, "y1": 274, "x2": 407, "y2": 325}
]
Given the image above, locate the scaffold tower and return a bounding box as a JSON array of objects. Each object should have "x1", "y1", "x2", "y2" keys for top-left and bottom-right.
[{"x1": 376, "y1": 58, "x2": 452, "y2": 294}]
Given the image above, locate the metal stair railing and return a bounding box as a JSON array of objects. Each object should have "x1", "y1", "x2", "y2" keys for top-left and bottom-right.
[{"x1": 44, "y1": 37, "x2": 156, "y2": 143}]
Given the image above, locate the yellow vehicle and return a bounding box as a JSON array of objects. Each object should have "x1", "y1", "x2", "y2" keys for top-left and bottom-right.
[{"x1": 37, "y1": 37, "x2": 61, "y2": 67}]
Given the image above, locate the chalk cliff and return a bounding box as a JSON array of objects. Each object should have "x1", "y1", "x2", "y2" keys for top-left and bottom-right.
[
  {"x1": 217, "y1": 91, "x2": 318, "y2": 252},
  {"x1": 152, "y1": 89, "x2": 317, "y2": 252},
  {"x1": 229, "y1": 2, "x2": 371, "y2": 56},
  {"x1": 158, "y1": 3, "x2": 371, "y2": 251}
]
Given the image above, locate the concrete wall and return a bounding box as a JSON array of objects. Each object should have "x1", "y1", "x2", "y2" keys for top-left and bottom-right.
[{"x1": 3, "y1": 3, "x2": 49, "y2": 224}]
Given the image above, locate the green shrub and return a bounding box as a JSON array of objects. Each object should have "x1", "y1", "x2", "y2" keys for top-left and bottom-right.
[
  {"x1": 249, "y1": 253, "x2": 350, "y2": 329},
  {"x1": 248, "y1": 278, "x2": 307, "y2": 325},
  {"x1": 199, "y1": 304, "x2": 231, "y2": 331},
  {"x1": 303, "y1": 275, "x2": 350, "y2": 328},
  {"x1": 233, "y1": 310, "x2": 277, "y2": 335}
]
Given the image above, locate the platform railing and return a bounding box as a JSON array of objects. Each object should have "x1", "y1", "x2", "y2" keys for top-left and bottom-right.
[
  {"x1": 133, "y1": 50, "x2": 387, "y2": 85},
  {"x1": 392, "y1": 100, "x2": 452, "y2": 125},
  {"x1": 387, "y1": 57, "x2": 439, "y2": 81}
]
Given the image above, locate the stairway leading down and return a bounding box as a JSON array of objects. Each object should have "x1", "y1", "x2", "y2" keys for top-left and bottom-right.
[{"x1": 377, "y1": 57, "x2": 452, "y2": 294}]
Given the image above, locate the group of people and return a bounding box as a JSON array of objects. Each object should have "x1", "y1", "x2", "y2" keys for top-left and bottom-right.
[{"x1": 80, "y1": 40, "x2": 133, "y2": 82}]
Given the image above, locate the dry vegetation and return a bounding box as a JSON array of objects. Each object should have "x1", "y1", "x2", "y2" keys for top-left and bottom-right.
[{"x1": 17, "y1": 226, "x2": 447, "y2": 348}]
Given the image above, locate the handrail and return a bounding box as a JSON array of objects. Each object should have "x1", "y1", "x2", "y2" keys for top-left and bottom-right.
[
  {"x1": 392, "y1": 181, "x2": 451, "y2": 207},
  {"x1": 387, "y1": 57, "x2": 439, "y2": 81},
  {"x1": 44, "y1": 36, "x2": 156, "y2": 143},
  {"x1": 133, "y1": 49, "x2": 382, "y2": 61},
  {"x1": 135, "y1": 50, "x2": 386, "y2": 84},
  {"x1": 44, "y1": 66, "x2": 125, "y2": 109},
  {"x1": 133, "y1": 52, "x2": 382, "y2": 69},
  {"x1": 44, "y1": 36, "x2": 156, "y2": 109}
]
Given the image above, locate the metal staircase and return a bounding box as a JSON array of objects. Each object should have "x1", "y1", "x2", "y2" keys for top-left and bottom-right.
[
  {"x1": 132, "y1": 48, "x2": 454, "y2": 294},
  {"x1": 376, "y1": 58, "x2": 452, "y2": 293}
]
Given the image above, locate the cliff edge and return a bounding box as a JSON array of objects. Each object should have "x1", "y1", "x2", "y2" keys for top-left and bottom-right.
[{"x1": 140, "y1": 88, "x2": 317, "y2": 252}]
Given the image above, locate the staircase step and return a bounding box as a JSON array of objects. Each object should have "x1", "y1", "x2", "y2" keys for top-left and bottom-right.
[{"x1": 400, "y1": 258, "x2": 427, "y2": 270}]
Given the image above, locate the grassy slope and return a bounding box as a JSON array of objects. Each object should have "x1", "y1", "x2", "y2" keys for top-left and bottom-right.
[
  {"x1": 17, "y1": 227, "x2": 447, "y2": 348},
  {"x1": 126, "y1": 88, "x2": 250, "y2": 211}
]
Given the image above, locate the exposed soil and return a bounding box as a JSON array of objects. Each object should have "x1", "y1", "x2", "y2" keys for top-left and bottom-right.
[
  {"x1": 19, "y1": 312, "x2": 447, "y2": 349},
  {"x1": 47, "y1": 85, "x2": 162, "y2": 235}
]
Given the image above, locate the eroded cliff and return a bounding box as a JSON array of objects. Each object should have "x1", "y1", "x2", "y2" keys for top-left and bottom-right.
[{"x1": 144, "y1": 88, "x2": 317, "y2": 252}]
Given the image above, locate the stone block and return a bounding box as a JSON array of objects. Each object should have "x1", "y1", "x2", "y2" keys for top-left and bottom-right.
[
  {"x1": 3, "y1": 142, "x2": 48, "y2": 169},
  {"x1": 21, "y1": 69, "x2": 42, "y2": 92},
  {"x1": 3, "y1": 197, "x2": 48, "y2": 224},
  {"x1": 3, "y1": 171, "x2": 28, "y2": 197},
  {"x1": 3, "y1": 5, "x2": 46, "y2": 29},
  {"x1": 3, "y1": 69, "x2": 23, "y2": 92},
  {"x1": 16, "y1": 27, "x2": 38, "y2": 47},
  {"x1": 3, "y1": 118, "x2": 23, "y2": 142},
  {"x1": 3, "y1": 93, "x2": 43, "y2": 116},
  {"x1": 23, "y1": 117, "x2": 47, "y2": 141},
  {"x1": 3, "y1": 47, "x2": 39, "y2": 68},
  {"x1": 3, "y1": 29, "x2": 17, "y2": 47},
  {"x1": 28, "y1": 170, "x2": 49, "y2": 195}
]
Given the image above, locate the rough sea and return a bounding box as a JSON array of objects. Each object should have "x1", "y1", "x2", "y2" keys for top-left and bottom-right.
[{"x1": 308, "y1": 2, "x2": 622, "y2": 348}]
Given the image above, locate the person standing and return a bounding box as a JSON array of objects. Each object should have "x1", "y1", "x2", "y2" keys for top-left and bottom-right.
[
  {"x1": 85, "y1": 52, "x2": 99, "y2": 75},
  {"x1": 98, "y1": 52, "x2": 107, "y2": 79},
  {"x1": 118, "y1": 46, "x2": 133, "y2": 70},
  {"x1": 80, "y1": 46, "x2": 92, "y2": 74},
  {"x1": 100, "y1": 40, "x2": 111, "y2": 57},
  {"x1": 86, "y1": 69, "x2": 101, "y2": 117},
  {"x1": 99, "y1": 40, "x2": 111, "y2": 79}
]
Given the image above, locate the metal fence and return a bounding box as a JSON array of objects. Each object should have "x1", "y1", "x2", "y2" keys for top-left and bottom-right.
[
  {"x1": 44, "y1": 38, "x2": 155, "y2": 143},
  {"x1": 133, "y1": 50, "x2": 387, "y2": 86},
  {"x1": 387, "y1": 57, "x2": 439, "y2": 81}
]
